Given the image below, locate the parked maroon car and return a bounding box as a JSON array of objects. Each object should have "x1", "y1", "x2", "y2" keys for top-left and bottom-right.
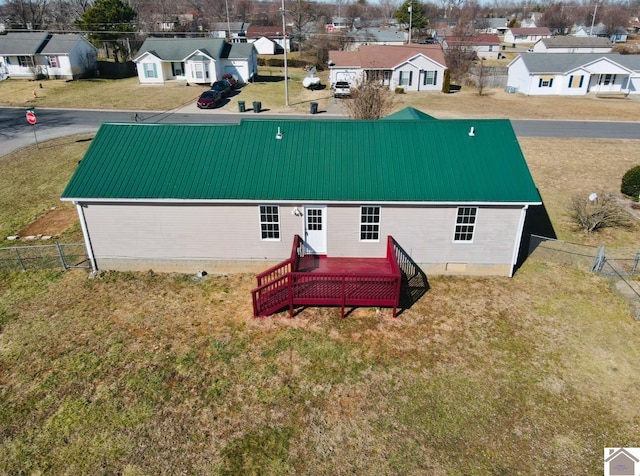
[
  {"x1": 222, "y1": 73, "x2": 239, "y2": 89},
  {"x1": 197, "y1": 90, "x2": 223, "y2": 109}
]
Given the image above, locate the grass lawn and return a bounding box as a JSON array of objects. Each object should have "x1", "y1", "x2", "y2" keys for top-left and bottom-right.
[{"x1": 1, "y1": 78, "x2": 640, "y2": 473}]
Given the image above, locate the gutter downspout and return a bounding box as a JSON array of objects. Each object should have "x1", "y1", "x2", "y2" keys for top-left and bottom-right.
[
  {"x1": 75, "y1": 202, "x2": 97, "y2": 272},
  {"x1": 510, "y1": 204, "x2": 529, "y2": 277}
]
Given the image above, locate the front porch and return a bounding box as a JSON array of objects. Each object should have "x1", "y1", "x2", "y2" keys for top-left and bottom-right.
[{"x1": 251, "y1": 235, "x2": 428, "y2": 318}]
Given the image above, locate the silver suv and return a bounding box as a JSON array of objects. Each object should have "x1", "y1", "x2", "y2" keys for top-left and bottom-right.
[{"x1": 333, "y1": 81, "x2": 351, "y2": 98}]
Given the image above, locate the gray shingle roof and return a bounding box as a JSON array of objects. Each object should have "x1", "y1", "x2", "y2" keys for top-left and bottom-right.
[
  {"x1": 41, "y1": 34, "x2": 92, "y2": 54},
  {"x1": 539, "y1": 36, "x2": 612, "y2": 48},
  {"x1": 135, "y1": 38, "x2": 226, "y2": 61},
  {"x1": 222, "y1": 42, "x2": 255, "y2": 59},
  {"x1": 517, "y1": 52, "x2": 640, "y2": 73},
  {"x1": 0, "y1": 32, "x2": 51, "y2": 55}
]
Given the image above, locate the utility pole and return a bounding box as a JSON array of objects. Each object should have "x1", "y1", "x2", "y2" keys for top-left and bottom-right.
[
  {"x1": 281, "y1": 0, "x2": 289, "y2": 106},
  {"x1": 408, "y1": 2, "x2": 413, "y2": 44},
  {"x1": 590, "y1": 2, "x2": 598, "y2": 37}
]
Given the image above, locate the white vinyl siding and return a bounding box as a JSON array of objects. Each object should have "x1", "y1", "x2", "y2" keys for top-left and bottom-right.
[{"x1": 80, "y1": 203, "x2": 525, "y2": 276}]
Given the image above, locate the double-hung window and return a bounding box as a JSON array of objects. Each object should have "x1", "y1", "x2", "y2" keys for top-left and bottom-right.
[
  {"x1": 144, "y1": 62, "x2": 157, "y2": 78},
  {"x1": 454, "y1": 207, "x2": 477, "y2": 242},
  {"x1": 360, "y1": 206, "x2": 380, "y2": 241},
  {"x1": 48, "y1": 56, "x2": 59, "y2": 68},
  {"x1": 18, "y1": 56, "x2": 32, "y2": 68},
  {"x1": 399, "y1": 71, "x2": 413, "y2": 86},
  {"x1": 423, "y1": 70, "x2": 437, "y2": 86},
  {"x1": 260, "y1": 205, "x2": 280, "y2": 240}
]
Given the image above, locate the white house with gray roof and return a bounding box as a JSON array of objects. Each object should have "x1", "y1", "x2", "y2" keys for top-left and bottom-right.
[
  {"x1": 346, "y1": 28, "x2": 407, "y2": 51},
  {"x1": 531, "y1": 36, "x2": 613, "y2": 54},
  {"x1": 0, "y1": 32, "x2": 97, "y2": 80},
  {"x1": 133, "y1": 37, "x2": 257, "y2": 85},
  {"x1": 507, "y1": 53, "x2": 640, "y2": 96}
]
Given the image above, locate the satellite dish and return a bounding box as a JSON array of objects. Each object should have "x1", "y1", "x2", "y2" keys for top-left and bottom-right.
[{"x1": 588, "y1": 192, "x2": 598, "y2": 202}]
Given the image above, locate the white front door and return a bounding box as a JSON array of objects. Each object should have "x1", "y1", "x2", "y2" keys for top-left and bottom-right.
[{"x1": 303, "y1": 206, "x2": 327, "y2": 254}]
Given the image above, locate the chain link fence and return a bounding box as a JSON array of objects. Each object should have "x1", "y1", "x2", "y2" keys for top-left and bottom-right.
[
  {"x1": 0, "y1": 243, "x2": 90, "y2": 272},
  {"x1": 528, "y1": 234, "x2": 640, "y2": 319}
]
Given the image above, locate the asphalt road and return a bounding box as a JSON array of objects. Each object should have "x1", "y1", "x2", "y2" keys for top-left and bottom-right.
[{"x1": 1, "y1": 106, "x2": 639, "y2": 157}]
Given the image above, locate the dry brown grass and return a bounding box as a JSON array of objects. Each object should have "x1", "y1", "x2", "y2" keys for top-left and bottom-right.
[{"x1": 2, "y1": 77, "x2": 640, "y2": 474}]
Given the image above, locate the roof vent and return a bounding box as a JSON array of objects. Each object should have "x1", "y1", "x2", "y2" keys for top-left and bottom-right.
[
  {"x1": 468, "y1": 126, "x2": 475, "y2": 137},
  {"x1": 276, "y1": 127, "x2": 283, "y2": 140}
]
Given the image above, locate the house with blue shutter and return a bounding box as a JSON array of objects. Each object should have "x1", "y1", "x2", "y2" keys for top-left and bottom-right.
[{"x1": 507, "y1": 52, "x2": 640, "y2": 96}]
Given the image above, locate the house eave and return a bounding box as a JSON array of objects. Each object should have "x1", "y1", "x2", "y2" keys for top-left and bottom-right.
[{"x1": 63, "y1": 198, "x2": 542, "y2": 206}]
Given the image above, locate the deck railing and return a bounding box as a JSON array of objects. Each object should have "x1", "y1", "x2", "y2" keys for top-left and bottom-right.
[{"x1": 252, "y1": 235, "x2": 402, "y2": 318}]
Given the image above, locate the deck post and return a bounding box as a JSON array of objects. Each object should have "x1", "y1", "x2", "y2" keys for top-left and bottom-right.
[
  {"x1": 341, "y1": 276, "x2": 346, "y2": 318},
  {"x1": 288, "y1": 273, "x2": 294, "y2": 318}
]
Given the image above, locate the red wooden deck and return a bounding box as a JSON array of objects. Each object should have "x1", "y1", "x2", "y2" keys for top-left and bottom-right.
[{"x1": 251, "y1": 236, "x2": 402, "y2": 318}]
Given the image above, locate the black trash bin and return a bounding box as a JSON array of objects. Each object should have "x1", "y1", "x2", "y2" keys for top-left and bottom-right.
[
  {"x1": 238, "y1": 100, "x2": 245, "y2": 112},
  {"x1": 252, "y1": 101, "x2": 261, "y2": 113},
  {"x1": 310, "y1": 102, "x2": 318, "y2": 115}
]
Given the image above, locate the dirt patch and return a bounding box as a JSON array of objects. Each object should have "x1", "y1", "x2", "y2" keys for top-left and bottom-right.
[{"x1": 18, "y1": 207, "x2": 77, "y2": 237}]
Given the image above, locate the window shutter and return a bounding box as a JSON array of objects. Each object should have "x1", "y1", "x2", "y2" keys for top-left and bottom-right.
[
  {"x1": 568, "y1": 76, "x2": 573, "y2": 88},
  {"x1": 434, "y1": 70, "x2": 438, "y2": 85},
  {"x1": 578, "y1": 75, "x2": 584, "y2": 88},
  {"x1": 409, "y1": 71, "x2": 413, "y2": 86},
  {"x1": 538, "y1": 78, "x2": 543, "y2": 87},
  {"x1": 549, "y1": 78, "x2": 553, "y2": 87}
]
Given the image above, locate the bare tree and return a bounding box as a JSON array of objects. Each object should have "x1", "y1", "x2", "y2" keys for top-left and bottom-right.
[
  {"x1": 288, "y1": 0, "x2": 318, "y2": 52},
  {"x1": 600, "y1": 6, "x2": 630, "y2": 37},
  {"x1": 443, "y1": 20, "x2": 476, "y2": 83},
  {"x1": 570, "y1": 192, "x2": 632, "y2": 233},
  {"x1": 344, "y1": 80, "x2": 396, "y2": 120},
  {"x1": 6, "y1": 0, "x2": 50, "y2": 29},
  {"x1": 537, "y1": 3, "x2": 572, "y2": 35},
  {"x1": 476, "y1": 58, "x2": 487, "y2": 95}
]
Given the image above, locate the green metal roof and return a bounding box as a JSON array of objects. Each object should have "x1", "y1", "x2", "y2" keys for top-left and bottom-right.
[
  {"x1": 61, "y1": 119, "x2": 541, "y2": 204},
  {"x1": 383, "y1": 107, "x2": 437, "y2": 121}
]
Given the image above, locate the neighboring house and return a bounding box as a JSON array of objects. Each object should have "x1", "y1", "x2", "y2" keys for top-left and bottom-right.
[
  {"x1": 474, "y1": 17, "x2": 509, "y2": 34},
  {"x1": 504, "y1": 27, "x2": 552, "y2": 45},
  {"x1": 442, "y1": 34, "x2": 501, "y2": 60},
  {"x1": 209, "y1": 22, "x2": 249, "y2": 42},
  {"x1": 520, "y1": 12, "x2": 542, "y2": 28},
  {"x1": 347, "y1": 28, "x2": 407, "y2": 50},
  {"x1": 531, "y1": 36, "x2": 613, "y2": 53},
  {"x1": 328, "y1": 44, "x2": 447, "y2": 92},
  {"x1": 246, "y1": 25, "x2": 291, "y2": 54},
  {"x1": 150, "y1": 13, "x2": 195, "y2": 32},
  {"x1": 506, "y1": 52, "x2": 640, "y2": 96},
  {"x1": 61, "y1": 113, "x2": 541, "y2": 277},
  {"x1": 0, "y1": 32, "x2": 97, "y2": 80},
  {"x1": 326, "y1": 17, "x2": 352, "y2": 32},
  {"x1": 573, "y1": 24, "x2": 628, "y2": 43},
  {"x1": 133, "y1": 37, "x2": 257, "y2": 85}
]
